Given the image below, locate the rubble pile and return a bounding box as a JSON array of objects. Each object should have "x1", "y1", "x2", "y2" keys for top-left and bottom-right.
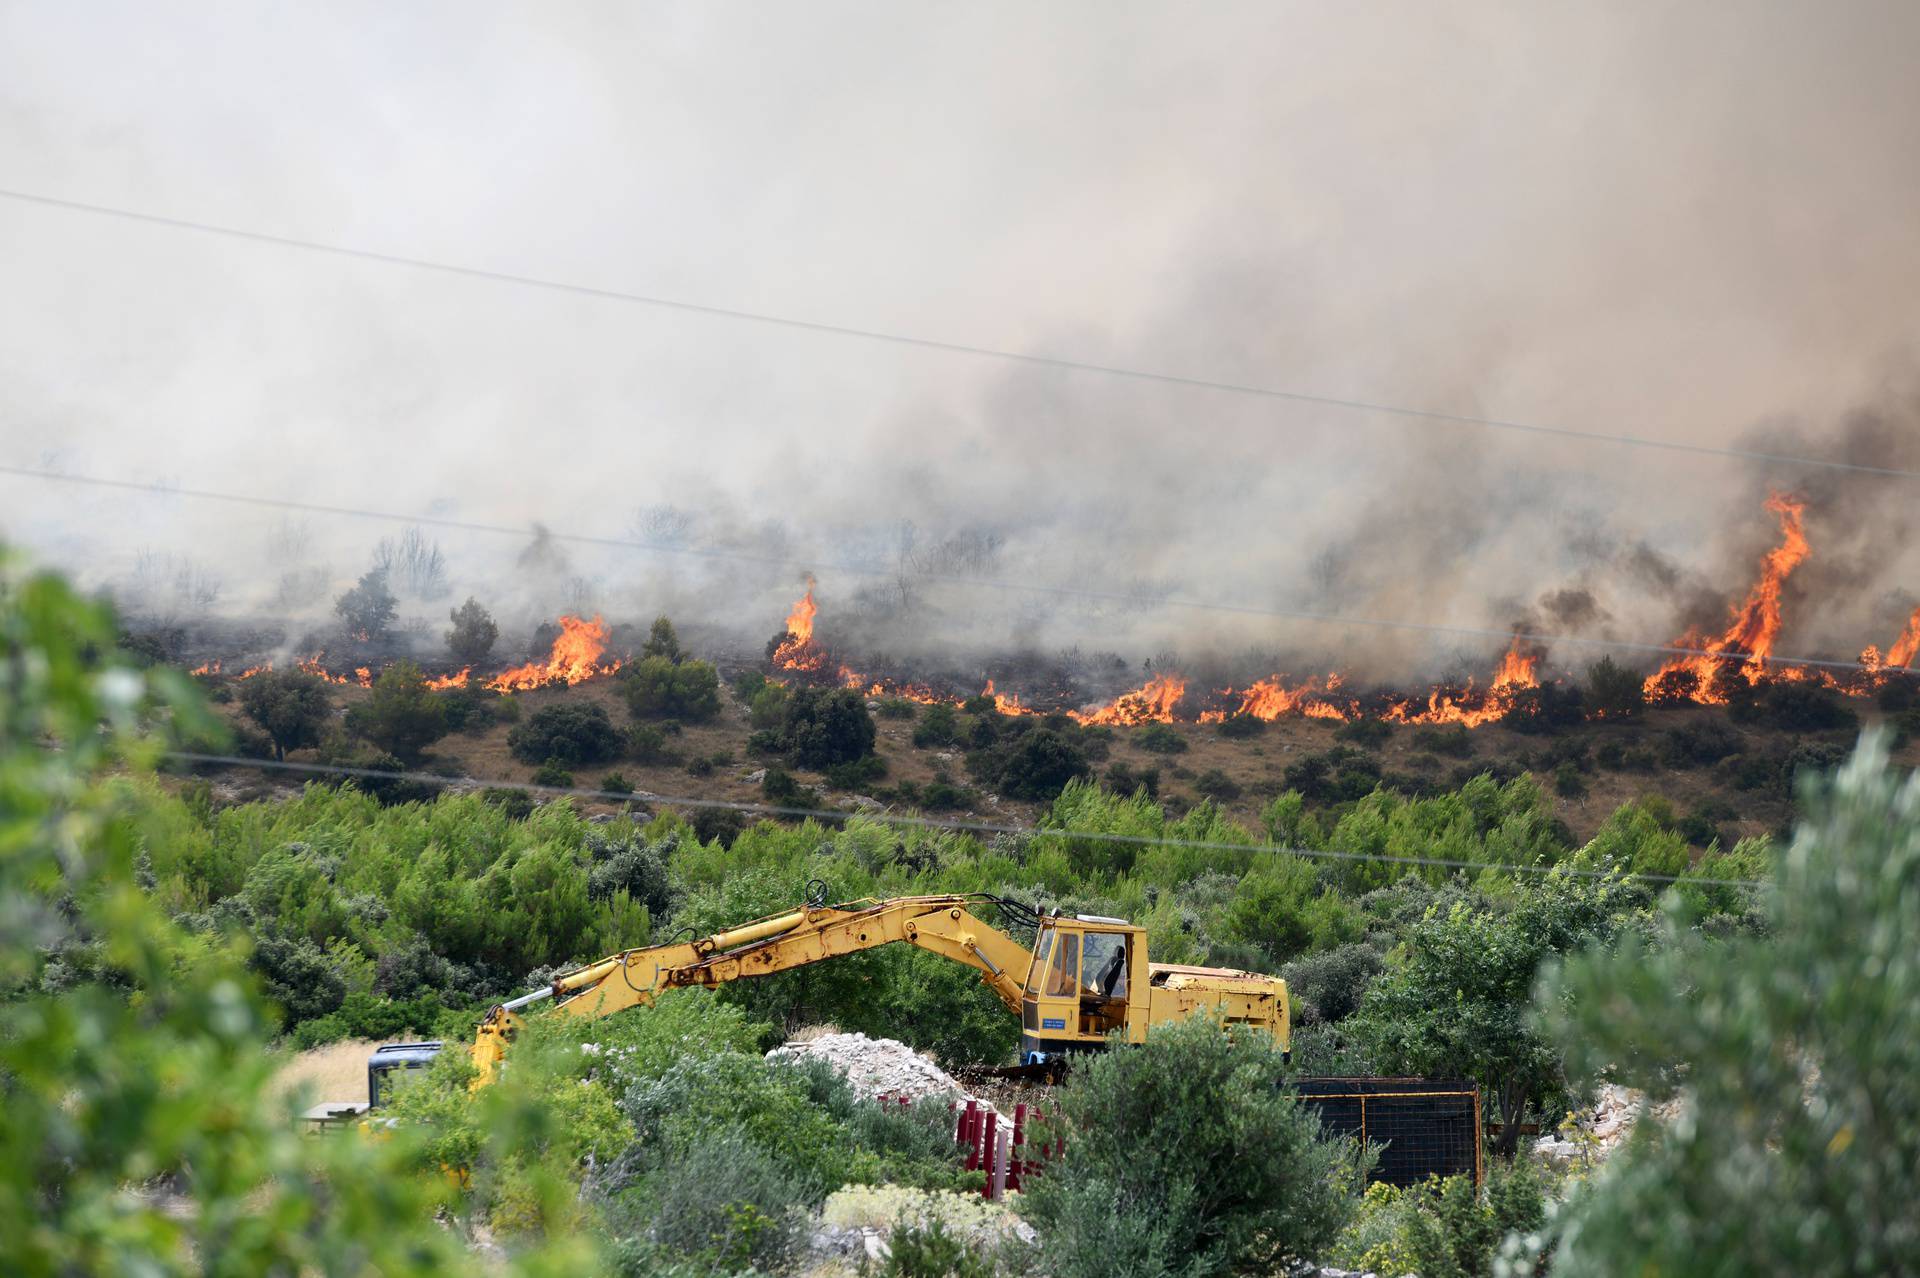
[{"x1": 767, "y1": 1031, "x2": 973, "y2": 1104}]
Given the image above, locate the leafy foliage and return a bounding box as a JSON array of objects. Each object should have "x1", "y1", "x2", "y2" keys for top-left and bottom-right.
[
  {"x1": 1022, "y1": 1016, "x2": 1362, "y2": 1277},
  {"x1": 333, "y1": 567, "x2": 397, "y2": 638},
  {"x1": 239, "y1": 668, "x2": 331, "y2": 759},
  {"x1": 775, "y1": 686, "x2": 878, "y2": 768},
  {"x1": 1534, "y1": 732, "x2": 1920, "y2": 1278},
  {"x1": 446, "y1": 596, "x2": 499, "y2": 664},
  {"x1": 509, "y1": 702, "x2": 623, "y2": 765},
  {"x1": 622, "y1": 655, "x2": 722, "y2": 722},
  {"x1": 344, "y1": 660, "x2": 449, "y2": 763}
]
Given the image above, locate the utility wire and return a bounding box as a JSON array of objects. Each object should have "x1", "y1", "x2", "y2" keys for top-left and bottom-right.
[
  {"x1": 158, "y1": 749, "x2": 1768, "y2": 889},
  {"x1": 2, "y1": 184, "x2": 1914, "y2": 482},
  {"x1": 2, "y1": 461, "x2": 1905, "y2": 678}
]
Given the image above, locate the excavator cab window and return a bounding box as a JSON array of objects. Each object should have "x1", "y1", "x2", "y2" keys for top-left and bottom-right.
[
  {"x1": 1045, "y1": 931, "x2": 1081, "y2": 997},
  {"x1": 1082, "y1": 933, "x2": 1128, "y2": 1000}
]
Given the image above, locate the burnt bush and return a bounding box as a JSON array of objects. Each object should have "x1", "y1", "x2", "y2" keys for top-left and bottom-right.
[{"x1": 508, "y1": 702, "x2": 621, "y2": 765}]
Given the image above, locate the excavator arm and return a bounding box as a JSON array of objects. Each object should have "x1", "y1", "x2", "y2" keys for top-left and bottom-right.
[{"x1": 471, "y1": 895, "x2": 1036, "y2": 1086}]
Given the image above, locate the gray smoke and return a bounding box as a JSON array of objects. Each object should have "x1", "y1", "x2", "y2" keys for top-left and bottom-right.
[{"x1": 2, "y1": 2, "x2": 1918, "y2": 685}]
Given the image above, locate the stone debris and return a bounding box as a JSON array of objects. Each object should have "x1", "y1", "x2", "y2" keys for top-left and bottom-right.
[
  {"x1": 1534, "y1": 1082, "x2": 1681, "y2": 1168},
  {"x1": 768, "y1": 1031, "x2": 974, "y2": 1105}
]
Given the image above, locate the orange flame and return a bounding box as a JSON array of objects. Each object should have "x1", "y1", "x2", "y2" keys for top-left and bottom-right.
[
  {"x1": 426, "y1": 668, "x2": 471, "y2": 691},
  {"x1": 772, "y1": 580, "x2": 828, "y2": 673},
  {"x1": 484, "y1": 616, "x2": 622, "y2": 692},
  {"x1": 1384, "y1": 636, "x2": 1541, "y2": 727},
  {"x1": 983, "y1": 678, "x2": 1037, "y2": 716},
  {"x1": 1643, "y1": 492, "x2": 1809, "y2": 703},
  {"x1": 296, "y1": 655, "x2": 355, "y2": 685},
  {"x1": 1888, "y1": 605, "x2": 1920, "y2": 671},
  {"x1": 237, "y1": 663, "x2": 271, "y2": 679},
  {"x1": 1068, "y1": 673, "x2": 1188, "y2": 726},
  {"x1": 1201, "y1": 673, "x2": 1352, "y2": 723},
  {"x1": 190, "y1": 660, "x2": 221, "y2": 676}
]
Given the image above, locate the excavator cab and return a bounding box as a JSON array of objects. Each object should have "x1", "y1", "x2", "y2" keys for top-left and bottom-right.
[{"x1": 1019, "y1": 915, "x2": 1148, "y2": 1066}]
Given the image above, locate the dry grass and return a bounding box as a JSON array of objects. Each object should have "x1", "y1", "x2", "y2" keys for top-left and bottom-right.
[{"x1": 270, "y1": 1038, "x2": 381, "y2": 1107}]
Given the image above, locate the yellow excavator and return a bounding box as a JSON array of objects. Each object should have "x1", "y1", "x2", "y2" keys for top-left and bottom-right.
[
  {"x1": 467, "y1": 891, "x2": 1288, "y2": 1086},
  {"x1": 307, "y1": 891, "x2": 1288, "y2": 1123}
]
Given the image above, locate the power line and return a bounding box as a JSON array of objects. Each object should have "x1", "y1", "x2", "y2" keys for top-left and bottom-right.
[
  {"x1": 159, "y1": 749, "x2": 1768, "y2": 889},
  {"x1": 2, "y1": 461, "x2": 1904, "y2": 678},
  {"x1": 2, "y1": 184, "x2": 1914, "y2": 482}
]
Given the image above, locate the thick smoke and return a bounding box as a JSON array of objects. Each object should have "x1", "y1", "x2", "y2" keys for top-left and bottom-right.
[{"x1": 2, "y1": 2, "x2": 1918, "y2": 688}]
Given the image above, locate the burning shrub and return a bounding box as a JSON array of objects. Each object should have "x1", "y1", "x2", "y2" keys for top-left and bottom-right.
[
  {"x1": 332, "y1": 568, "x2": 397, "y2": 639},
  {"x1": 445, "y1": 597, "x2": 498, "y2": 664},
  {"x1": 508, "y1": 702, "x2": 621, "y2": 765},
  {"x1": 911, "y1": 702, "x2": 961, "y2": 748},
  {"x1": 344, "y1": 661, "x2": 449, "y2": 764},
  {"x1": 775, "y1": 686, "x2": 877, "y2": 769},
  {"x1": 622, "y1": 655, "x2": 722, "y2": 723},
  {"x1": 239, "y1": 668, "x2": 332, "y2": 760},
  {"x1": 1134, "y1": 723, "x2": 1188, "y2": 754}
]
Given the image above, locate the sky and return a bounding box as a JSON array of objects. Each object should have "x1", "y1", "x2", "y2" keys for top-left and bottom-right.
[{"x1": 3, "y1": 1, "x2": 1918, "y2": 679}]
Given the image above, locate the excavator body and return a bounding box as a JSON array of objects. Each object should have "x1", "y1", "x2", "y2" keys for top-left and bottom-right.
[{"x1": 461, "y1": 894, "x2": 1287, "y2": 1090}]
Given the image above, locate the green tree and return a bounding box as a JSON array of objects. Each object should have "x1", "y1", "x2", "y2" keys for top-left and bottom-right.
[
  {"x1": 345, "y1": 660, "x2": 449, "y2": 763},
  {"x1": 1533, "y1": 732, "x2": 1920, "y2": 1278},
  {"x1": 445, "y1": 596, "x2": 498, "y2": 664},
  {"x1": 333, "y1": 567, "x2": 397, "y2": 638},
  {"x1": 1350, "y1": 867, "x2": 1634, "y2": 1157},
  {"x1": 508, "y1": 702, "x2": 622, "y2": 765},
  {"x1": 641, "y1": 615, "x2": 682, "y2": 662},
  {"x1": 0, "y1": 552, "x2": 590, "y2": 1276},
  {"x1": 238, "y1": 668, "x2": 331, "y2": 760},
  {"x1": 622, "y1": 655, "x2": 721, "y2": 722},
  {"x1": 1022, "y1": 1016, "x2": 1360, "y2": 1277}
]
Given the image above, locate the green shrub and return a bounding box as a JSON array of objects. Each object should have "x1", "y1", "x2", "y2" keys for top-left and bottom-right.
[
  {"x1": 1281, "y1": 942, "x2": 1384, "y2": 1025},
  {"x1": 777, "y1": 686, "x2": 878, "y2": 768},
  {"x1": 1585, "y1": 655, "x2": 1645, "y2": 721},
  {"x1": 623, "y1": 655, "x2": 722, "y2": 722},
  {"x1": 825, "y1": 754, "x2": 887, "y2": 790},
  {"x1": 1216, "y1": 712, "x2": 1267, "y2": 739},
  {"x1": 239, "y1": 669, "x2": 332, "y2": 760},
  {"x1": 1022, "y1": 1017, "x2": 1360, "y2": 1277},
  {"x1": 912, "y1": 702, "x2": 962, "y2": 748},
  {"x1": 1411, "y1": 725, "x2": 1474, "y2": 759},
  {"x1": 1553, "y1": 760, "x2": 1587, "y2": 798},
  {"x1": 345, "y1": 661, "x2": 450, "y2": 763},
  {"x1": 1103, "y1": 760, "x2": 1160, "y2": 797},
  {"x1": 600, "y1": 772, "x2": 633, "y2": 794},
  {"x1": 446, "y1": 597, "x2": 498, "y2": 665},
  {"x1": 748, "y1": 682, "x2": 789, "y2": 730},
  {"x1": 1335, "y1": 718, "x2": 1392, "y2": 749},
  {"x1": 875, "y1": 697, "x2": 918, "y2": 720},
  {"x1": 685, "y1": 756, "x2": 714, "y2": 778},
  {"x1": 967, "y1": 728, "x2": 1092, "y2": 801},
  {"x1": 508, "y1": 702, "x2": 621, "y2": 765},
  {"x1": 1135, "y1": 723, "x2": 1187, "y2": 754},
  {"x1": 627, "y1": 723, "x2": 681, "y2": 764},
  {"x1": 1193, "y1": 768, "x2": 1242, "y2": 801},
  {"x1": 530, "y1": 760, "x2": 575, "y2": 788},
  {"x1": 884, "y1": 1218, "x2": 991, "y2": 1278}
]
